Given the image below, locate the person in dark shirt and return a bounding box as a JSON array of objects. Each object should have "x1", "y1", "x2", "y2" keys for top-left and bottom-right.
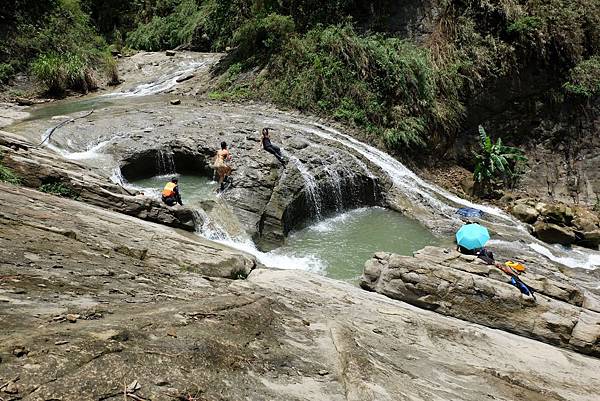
[{"x1": 261, "y1": 128, "x2": 286, "y2": 165}]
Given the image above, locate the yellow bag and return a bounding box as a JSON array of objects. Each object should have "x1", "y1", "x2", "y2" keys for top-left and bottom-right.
[{"x1": 505, "y1": 261, "x2": 526, "y2": 273}]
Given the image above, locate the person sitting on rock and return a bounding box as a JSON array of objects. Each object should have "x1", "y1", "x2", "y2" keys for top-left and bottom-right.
[
  {"x1": 261, "y1": 128, "x2": 286, "y2": 165},
  {"x1": 213, "y1": 141, "x2": 232, "y2": 191},
  {"x1": 162, "y1": 177, "x2": 183, "y2": 206}
]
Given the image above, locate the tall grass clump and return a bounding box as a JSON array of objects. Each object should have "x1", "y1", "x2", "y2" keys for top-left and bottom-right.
[
  {"x1": 103, "y1": 53, "x2": 120, "y2": 86},
  {"x1": 0, "y1": 153, "x2": 20, "y2": 185},
  {"x1": 31, "y1": 53, "x2": 97, "y2": 95},
  {"x1": 31, "y1": 54, "x2": 66, "y2": 94}
]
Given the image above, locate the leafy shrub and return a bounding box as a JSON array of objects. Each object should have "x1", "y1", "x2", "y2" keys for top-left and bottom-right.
[
  {"x1": 564, "y1": 56, "x2": 600, "y2": 97},
  {"x1": 233, "y1": 14, "x2": 295, "y2": 60},
  {"x1": 507, "y1": 16, "x2": 543, "y2": 36},
  {"x1": 0, "y1": 63, "x2": 15, "y2": 83},
  {"x1": 473, "y1": 126, "x2": 527, "y2": 196},
  {"x1": 39, "y1": 182, "x2": 79, "y2": 198}
]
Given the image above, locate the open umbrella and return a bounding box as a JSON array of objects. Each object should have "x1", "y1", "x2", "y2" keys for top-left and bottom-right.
[{"x1": 456, "y1": 223, "x2": 490, "y2": 250}]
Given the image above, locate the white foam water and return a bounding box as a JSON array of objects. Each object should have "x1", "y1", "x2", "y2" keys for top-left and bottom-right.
[
  {"x1": 41, "y1": 125, "x2": 126, "y2": 161},
  {"x1": 262, "y1": 118, "x2": 599, "y2": 269},
  {"x1": 288, "y1": 155, "x2": 323, "y2": 219},
  {"x1": 107, "y1": 60, "x2": 207, "y2": 98},
  {"x1": 196, "y1": 210, "x2": 325, "y2": 273},
  {"x1": 528, "y1": 243, "x2": 600, "y2": 270}
]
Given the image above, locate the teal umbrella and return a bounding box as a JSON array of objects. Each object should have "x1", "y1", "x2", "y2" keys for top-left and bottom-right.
[{"x1": 456, "y1": 223, "x2": 490, "y2": 250}]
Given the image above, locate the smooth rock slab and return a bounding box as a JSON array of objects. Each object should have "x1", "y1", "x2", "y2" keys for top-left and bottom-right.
[{"x1": 361, "y1": 247, "x2": 600, "y2": 357}]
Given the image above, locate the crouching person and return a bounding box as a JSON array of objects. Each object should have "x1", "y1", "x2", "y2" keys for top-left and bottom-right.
[{"x1": 162, "y1": 177, "x2": 183, "y2": 206}]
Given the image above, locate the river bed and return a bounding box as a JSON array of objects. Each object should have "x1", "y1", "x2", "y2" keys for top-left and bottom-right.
[
  {"x1": 5, "y1": 51, "x2": 600, "y2": 279},
  {"x1": 130, "y1": 175, "x2": 438, "y2": 281}
]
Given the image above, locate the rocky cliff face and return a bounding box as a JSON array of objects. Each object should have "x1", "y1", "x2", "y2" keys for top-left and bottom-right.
[{"x1": 461, "y1": 89, "x2": 600, "y2": 207}]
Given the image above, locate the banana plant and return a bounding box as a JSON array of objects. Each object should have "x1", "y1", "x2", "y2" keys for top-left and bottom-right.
[{"x1": 473, "y1": 126, "x2": 526, "y2": 196}]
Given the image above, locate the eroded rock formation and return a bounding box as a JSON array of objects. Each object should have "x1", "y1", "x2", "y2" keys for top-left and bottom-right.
[
  {"x1": 361, "y1": 247, "x2": 600, "y2": 357},
  {"x1": 0, "y1": 130, "x2": 199, "y2": 231},
  {"x1": 2, "y1": 187, "x2": 600, "y2": 400},
  {"x1": 509, "y1": 198, "x2": 600, "y2": 249}
]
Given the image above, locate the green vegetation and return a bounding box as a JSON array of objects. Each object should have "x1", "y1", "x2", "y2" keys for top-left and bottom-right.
[
  {"x1": 0, "y1": 64, "x2": 15, "y2": 83},
  {"x1": 507, "y1": 16, "x2": 543, "y2": 36},
  {"x1": 31, "y1": 53, "x2": 97, "y2": 95},
  {"x1": 0, "y1": 157, "x2": 20, "y2": 185},
  {"x1": 473, "y1": 126, "x2": 527, "y2": 196},
  {"x1": 135, "y1": 0, "x2": 591, "y2": 152},
  {"x1": 1, "y1": 0, "x2": 116, "y2": 95},
  {"x1": 564, "y1": 56, "x2": 600, "y2": 97},
  {"x1": 2, "y1": 0, "x2": 598, "y2": 156},
  {"x1": 259, "y1": 24, "x2": 441, "y2": 148},
  {"x1": 39, "y1": 182, "x2": 79, "y2": 199},
  {"x1": 126, "y1": 0, "x2": 204, "y2": 51}
]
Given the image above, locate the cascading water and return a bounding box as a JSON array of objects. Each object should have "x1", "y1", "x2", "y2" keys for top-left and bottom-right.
[
  {"x1": 287, "y1": 155, "x2": 323, "y2": 219},
  {"x1": 107, "y1": 60, "x2": 208, "y2": 98},
  {"x1": 196, "y1": 208, "x2": 326, "y2": 273},
  {"x1": 263, "y1": 119, "x2": 600, "y2": 270},
  {"x1": 156, "y1": 150, "x2": 176, "y2": 176}
]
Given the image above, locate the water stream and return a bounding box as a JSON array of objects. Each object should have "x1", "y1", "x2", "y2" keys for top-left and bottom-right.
[
  {"x1": 263, "y1": 119, "x2": 600, "y2": 270},
  {"x1": 13, "y1": 57, "x2": 600, "y2": 273},
  {"x1": 129, "y1": 174, "x2": 436, "y2": 280}
]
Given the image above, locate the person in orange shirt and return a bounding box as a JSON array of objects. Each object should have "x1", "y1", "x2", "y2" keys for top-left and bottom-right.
[{"x1": 162, "y1": 177, "x2": 183, "y2": 206}]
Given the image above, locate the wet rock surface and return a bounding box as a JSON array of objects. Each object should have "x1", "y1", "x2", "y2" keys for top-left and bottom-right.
[
  {"x1": 9, "y1": 101, "x2": 390, "y2": 250},
  {"x1": 0, "y1": 130, "x2": 199, "y2": 231},
  {"x1": 2, "y1": 189, "x2": 600, "y2": 400},
  {"x1": 361, "y1": 246, "x2": 600, "y2": 357}
]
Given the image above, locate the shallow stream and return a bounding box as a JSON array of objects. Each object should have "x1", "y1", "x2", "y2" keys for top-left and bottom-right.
[{"x1": 7, "y1": 53, "x2": 600, "y2": 279}]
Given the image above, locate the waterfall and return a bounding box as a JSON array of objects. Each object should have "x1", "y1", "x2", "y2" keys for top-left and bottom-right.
[
  {"x1": 193, "y1": 208, "x2": 231, "y2": 241},
  {"x1": 106, "y1": 60, "x2": 207, "y2": 98},
  {"x1": 194, "y1": 205, "x2": 325, "y2": 272},
  {"x1": 156, "y1": 150, "x2": 176, "y2": 176},
  {"x1": 262, "y1": 119, "x2": 600, "y2": 270},
  {"x1": 110, "y1": 167, "x2": 126, "y2": 186},
  {"x1": 288, "y1": 156, "x2": 323, "y2": 219}
]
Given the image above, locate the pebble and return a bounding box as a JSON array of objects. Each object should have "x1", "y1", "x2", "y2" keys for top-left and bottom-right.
[
  {"x1": 3, "y1": 382, "x2": 19, "y2": 394},
  {"x1": 170, "y1": 99, "x2": 181, "y2": 105},
  {"x1": 13, "y1": 347, "x2": 28, "y2": 357},
  {"x1": 66, "y1": 314, "x2": 80, "y2": 323},
  {"x1": 55, "y1": 340, "x2": 69, "y2": 345},
  {"x1": 318, "y1": 370, "x2": 329, "y2": 376}
]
